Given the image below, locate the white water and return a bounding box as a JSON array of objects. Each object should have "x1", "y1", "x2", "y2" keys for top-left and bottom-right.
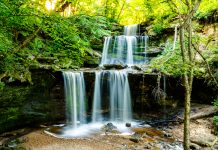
[
  {"x1": 92, "y1": 71, "x2": 103, "y2": 122},
  {"x1": 109, "y1": 70, "x2": 132, "y2": 122},
  {"x1": 100, "y1": 24, "x2": 149, "y2": 66},
  {"x1": 62, "y1": 71, "x2": 86, "y2": 128},
  {"x1": 57, "y1": 25, "x2": 146, "y2": 138},
  {"x1": 100, "y1": 37, "x2": 112, "y2": 66},
  {"x1": 60, "y1": 70, "x2": 135, "y2": 138},
  {"x1": 124, "y1": 24, "x2": 138, "y2": 36},
  {"x1": 91, "y1": 70, "x2": 132, "y2": 122},
  {"x1": 126, "y1": 36, "x2": 136, "y2": 66}
]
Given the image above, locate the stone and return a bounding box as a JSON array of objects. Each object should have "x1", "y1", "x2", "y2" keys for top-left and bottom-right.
[
  {"x1": 163, "y1": 132, "x2": 173, "y2": 138},
  {"x1": 46, "y1": 126, "x2": 63, "y2": 134},
  {"x1": 131, "y1": 65, "x2": 141, "y2": 71},
  {"x1": 129, "y1": 133, "x2": 142, "y2": 143},
  {"x1": 101, "y1": 123, "x2": 118, "y2": 134},
  {"x1": 126, "y1": 123, "x2": 131, "y2": 127},
  {"x1": 144, "y1": 143, "x2": 152, "y2": 149},
  {"x1": 103, "y1": 64, "x2": 127, "y2": 70}
]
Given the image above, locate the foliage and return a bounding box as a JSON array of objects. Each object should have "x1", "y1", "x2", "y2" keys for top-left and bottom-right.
[
  {"x1": 150, "y1": 22, "x2": 217, "y2": 79},
  {"x1": 150, "y1": 39, "x2": 205, "y2": 77},
  {"x1": 196, "y1": 0, "x2": 218, "y2": 20},
  {"x1": 213, "y1": 99, "x2": 218, "y2": 133},
  {"x1": 0, "y1": 0, "x2": 113, "y2": 85}
]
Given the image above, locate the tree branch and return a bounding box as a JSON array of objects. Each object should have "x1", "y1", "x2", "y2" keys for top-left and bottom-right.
[
  {"x1": 192, "y1": 43, "x2": 218, "y2": 87},
  {"x1": 116, "y1": 0, "x2": 126, "y2": 21},
  {"x1": 13, "y1": 28, "x2": 41, "y2": 54}
]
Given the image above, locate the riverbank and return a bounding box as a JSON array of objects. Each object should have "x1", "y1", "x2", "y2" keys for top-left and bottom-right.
[{"x1": 16, "y1": 119, "x2": 218, "y2": 150}]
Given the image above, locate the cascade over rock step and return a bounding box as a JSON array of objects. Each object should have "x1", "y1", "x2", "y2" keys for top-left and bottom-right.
[{"x1": 102, "y1": 64, "x2": 128, "y2": 70}]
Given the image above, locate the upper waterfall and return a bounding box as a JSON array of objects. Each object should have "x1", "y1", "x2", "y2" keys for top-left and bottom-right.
[
  {"x1": 100, "y1": 24, "x2": 148, "y2": 67},
  {"x1": 124, "y1": 24, "x2": 139, "y2": 36}
]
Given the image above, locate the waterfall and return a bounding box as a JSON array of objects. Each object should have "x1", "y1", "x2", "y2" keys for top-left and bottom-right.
[
  {"x1": 92, "y1": 71, "x2": 103, "y2": 122},
  {"x1": 126, "y1": 36, "x2": 136, "y2": 66},
  {"x1": 124, "y1": 24, "x2": 138, "y2": 36},
  {"x1": 91, "y1": 70, "x2": 132, "y2": 122},
  {"x1": 109, "y1": 70, "x2": 132, "y2": 122},
  {"x1": 63, "y1": 71, "x2": 86, "y2": 128},
  {"x1": 100, "y1": 37, "x2": 112, "y2": 66},
  {"x1": 100, "y1": 24, "x2": 149, "y2": 67}
]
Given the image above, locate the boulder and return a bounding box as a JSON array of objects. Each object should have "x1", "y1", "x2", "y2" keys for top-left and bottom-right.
[
  {"x1": 129, "y1": 133, "x2": 142, "y2": 143},
  {"x1": 101, "y1": 123, "x2": 118, "y2": 134}
]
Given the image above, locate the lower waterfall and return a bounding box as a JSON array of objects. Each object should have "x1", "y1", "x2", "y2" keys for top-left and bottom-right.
[
  {"x1": 62, "y1": 71, "x2": 86, "y2": 128},
  {"x1": 59, "y1": 70, "x2": 133, "y2": 137},
  {"x1": 92, "y1": 70, "x2": 132, "y2": 123}
]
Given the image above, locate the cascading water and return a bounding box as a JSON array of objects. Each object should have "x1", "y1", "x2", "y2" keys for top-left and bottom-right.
[
  {"x1": 91, "y1": 71, "x2": 132, "y2": 123},
  {"x1": 100, "y1": 24, "x2": 149, "y2": 66},
  {"x1": 92, "y1": 72, "x2": 103, "y2": 122},
  {"x1": 126, "y1": 36, "x2": 136, "y2": 66},
  {"x1": 109, "y1": 71, "x2": 132, "y2": 122},
  {"x1": 62, "y1": 71, "x2": 86, "y2": 128},
  {"x1": 124, "y1": 24, "x2": 138, "y2": 36},
  {"x1": 100, "y1": 37, "x2": 112, "y2": 66},
  {"x1": 51, "y1": 25, "x2": 145, "y2": 138}
]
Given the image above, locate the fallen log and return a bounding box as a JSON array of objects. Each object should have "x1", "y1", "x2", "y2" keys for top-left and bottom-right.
[{"x1": 177, "y1": 105, "x2": 218, "y2": 121}]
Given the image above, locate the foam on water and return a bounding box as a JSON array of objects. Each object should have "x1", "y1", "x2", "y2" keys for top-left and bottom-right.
[{"x1": 46, "y1": 121, "x2": 139, "y2": 138}]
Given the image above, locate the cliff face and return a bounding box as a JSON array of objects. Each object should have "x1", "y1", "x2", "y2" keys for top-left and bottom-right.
[
  {"x1": 0, "y1": 68, "x2": 217, "y2": 134},
  {"x1": 0, "y1": 70, "x2": 65, "y2": 134}
]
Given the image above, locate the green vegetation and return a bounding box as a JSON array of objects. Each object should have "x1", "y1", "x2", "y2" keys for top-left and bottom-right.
[
  {"x1": 213, "y1": 99, "x2": 218, "y2": 136},
  {"x1": 0, "y1": 0, "x2": 114, "y2": 87},
  {"x1": 0, "y1": 0, "x2": 217, "y2": 87},
  {"x1": 0, "y1": 1, "x2": 217, "y2": 147},
  {"x1": 213, "y1": 99, "x2": 218, "y2": 129}
]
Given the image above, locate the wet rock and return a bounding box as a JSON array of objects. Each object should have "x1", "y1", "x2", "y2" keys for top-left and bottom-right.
[
  {"x1": 163, "y1": 132, "x2": 173, "y2": 138},
  {"x1": 144, "y1": 143, "x2": 152, "y2": 149},
  {"x1": 103, "y1": 64, "x2": 127, "y2": 70},
  {"x1": 146, "y1": 47, "x2": 163, "y2": 57},
  {"x1": 131, "y1": 65, "x2": 143, "y2": 71},
  {"x1": 101, "y1": 123, "x2": 118, "y2": 134},
  {"x1": 126, "y1": 123, "x2": 131, "y2": 127},
  {"x1": 138, "y1": 124, "x2": 151, "y2": 128},
  {"x1": 47, "y1": 126, "x2": 63, "y2": 134},
  {"x1": 156, "y1": 141, "x2": 183, "y2": 150},
  {"x1": 129, "y1": 133, "x2": 142, "y2": 143}
]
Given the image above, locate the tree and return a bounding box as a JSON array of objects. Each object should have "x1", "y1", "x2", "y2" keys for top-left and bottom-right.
[
  {"x1": 175, "y1": 1, "x2": 201, "y2": 149},
  {"x1": 0, "y1": 0, "x2": 113, "y2": 88},
  {"x1": 153, "y1": 0, "x2": 202, "y2": 149}
]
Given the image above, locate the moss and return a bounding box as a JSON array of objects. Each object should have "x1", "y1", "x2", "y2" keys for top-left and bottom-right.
[
  {"x1": 0, "y1": 70, "x2": 64, "y2": 134},
  {"x1": 0, "y1": 86, "x2": 30, "y2": 133}
]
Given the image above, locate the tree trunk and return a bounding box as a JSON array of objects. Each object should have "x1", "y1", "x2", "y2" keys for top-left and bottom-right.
[
  {"x1": 116, "y1": 0, "x2": 126, "y2": 21},
  {"x1": 183, "y1": 75, "x2": 191, "y2": 150}
]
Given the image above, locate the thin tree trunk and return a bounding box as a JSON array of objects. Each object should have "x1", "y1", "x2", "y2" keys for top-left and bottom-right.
[
  {"x1": 168, "y1": 1, "x2": 202, "y2": 149},
  {"x1": 184, "y1": 77, "x2": 191, "y2": 150},
  {"x1": 116, "y1": 0, "x2": 126, "y2": 21}
]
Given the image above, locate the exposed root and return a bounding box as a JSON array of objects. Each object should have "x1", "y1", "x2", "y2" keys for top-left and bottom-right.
[{"x1": 152, "y1": 74, "x2": 167, "y2": 103}]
